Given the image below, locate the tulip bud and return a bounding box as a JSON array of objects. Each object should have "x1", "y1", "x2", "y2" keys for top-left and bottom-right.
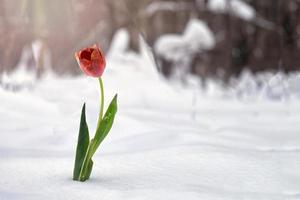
[{"x1": 75, "y1": 44, "x2": 106, "y2": 77}]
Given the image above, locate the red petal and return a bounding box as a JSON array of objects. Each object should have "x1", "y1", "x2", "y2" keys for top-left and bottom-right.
[{"x1": 79, "y1": 49, "x2": 92, "y2": 61}]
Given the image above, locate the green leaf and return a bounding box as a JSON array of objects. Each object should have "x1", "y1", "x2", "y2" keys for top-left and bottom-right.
[
  {"x1": 73, "y1": 103, "x2": 90, "y2": 181},
  {"x1": 73, "y1": 94, "x2": 118, "y2": 182},
  {"x1": 85, "y1": 159, "x2": 93, "y2": 180},
  {"x1": 90, "y1": 94, "x2": 118, "y2": 156},
  {"x1": 78, "y1": 149, "x2": 94, "y2": 181}
]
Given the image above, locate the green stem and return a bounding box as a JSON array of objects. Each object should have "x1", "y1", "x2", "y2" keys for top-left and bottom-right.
[{"x1": 97, "y1": 77, "x2": 105, "y2": 129}]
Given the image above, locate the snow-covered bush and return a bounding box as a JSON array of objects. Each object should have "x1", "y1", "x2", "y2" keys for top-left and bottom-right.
[
  {"x1": 154, "y1": 18, "x2": 215, "y2": 80},
  {"x1": 207, "y1": 0, "x2": 255, "y2": 21},
  {"x1": 228, "y1": 70, "x2": 300, "y2": 101}
]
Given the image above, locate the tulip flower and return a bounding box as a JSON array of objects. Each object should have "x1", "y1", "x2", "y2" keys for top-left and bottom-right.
[
  {"x1": 73, "y1": 44, "x2": 118, "y2": 182},
  {"x1": 75, "y1": 44, "x2": 106, "y2": 77}
]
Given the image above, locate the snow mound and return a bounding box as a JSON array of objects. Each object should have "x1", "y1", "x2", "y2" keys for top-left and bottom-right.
[
  {"x1": 154, "y1": 18, "x2": 215, "y2": 61},
  {"x1": 154, "y1": 34, "x2": 185, "y2": 61},
  {"x1": 183, "y1": 19, "x2": 215, "y2": 51}
]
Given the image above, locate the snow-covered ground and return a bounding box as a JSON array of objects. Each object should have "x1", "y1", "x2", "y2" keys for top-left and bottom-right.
[{"x1": 1, "y1": 42, "x2": 300, "y2": 200}]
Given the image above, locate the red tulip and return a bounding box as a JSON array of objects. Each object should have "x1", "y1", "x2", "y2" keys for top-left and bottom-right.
[{"x1": 75, "y1": 44, "x2": 106, "y2": 77}]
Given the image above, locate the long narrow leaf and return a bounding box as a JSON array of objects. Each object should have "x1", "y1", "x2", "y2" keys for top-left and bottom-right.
[
  {"x1": 90, "y1": 94, "x2": 118, "y2": 156},
  {"x1": 73, "y1": 103, "x2": 90, "y2": 180},
  {"x1": 85, "y1": 159, "x2": 93, "y2": 180}
]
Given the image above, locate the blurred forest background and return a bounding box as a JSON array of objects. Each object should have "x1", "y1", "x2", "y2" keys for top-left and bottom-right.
[{"x1": 0, "y1": 0, "x2": 300, "y2": 82}]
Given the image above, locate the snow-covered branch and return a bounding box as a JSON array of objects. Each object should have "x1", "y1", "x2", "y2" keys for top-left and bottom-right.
[{"x1": 146, "y1": 1, "x2": 193, "y2": 16}]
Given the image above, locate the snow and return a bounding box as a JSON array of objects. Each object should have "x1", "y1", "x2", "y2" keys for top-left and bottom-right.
[
  {"x1": 154, "y1": 18, "x2": 215, "y2": 61},
  {"x1": 31, "y1": 40, "x2": 44, "y2": 63},
  {"x1": 208, "y1": 0, "x2": 255, "y2": 21},
  {"x1": 146, "y1": 1, "x2": 192, "y2": 16},
  {"x1": 1, "y1": 36, "x2": 300, "y2": 199},
  {"x1": 31, "y1": 39, "x2": 52, "y2": 69},
  {"x1": 154, "y1": 19, "x2": 214, "y2": 79},
  {"x1": 1, "y1": 47, "x2": 36, "y2": 90},
  {"x1": 107, "y1": 28, "x2": 130, "y2": 58},
  {"x1": 154, "y1": 34, "x2": 185, "y2": 61},
  {"x1": 183, "y1": 19, "x2": 215, "y2": 52},
  {"x1": 229, "y1": 70, "x2": 300, "y2": 101}
]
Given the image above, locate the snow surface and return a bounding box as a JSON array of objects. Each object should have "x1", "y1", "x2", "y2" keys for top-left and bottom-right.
[
  {"x1": 207, "y1": 0, "x2": 255, "y2": 21},
  {"x1": 1, "y1": 39, "x2": 300, "y2": 200}
]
